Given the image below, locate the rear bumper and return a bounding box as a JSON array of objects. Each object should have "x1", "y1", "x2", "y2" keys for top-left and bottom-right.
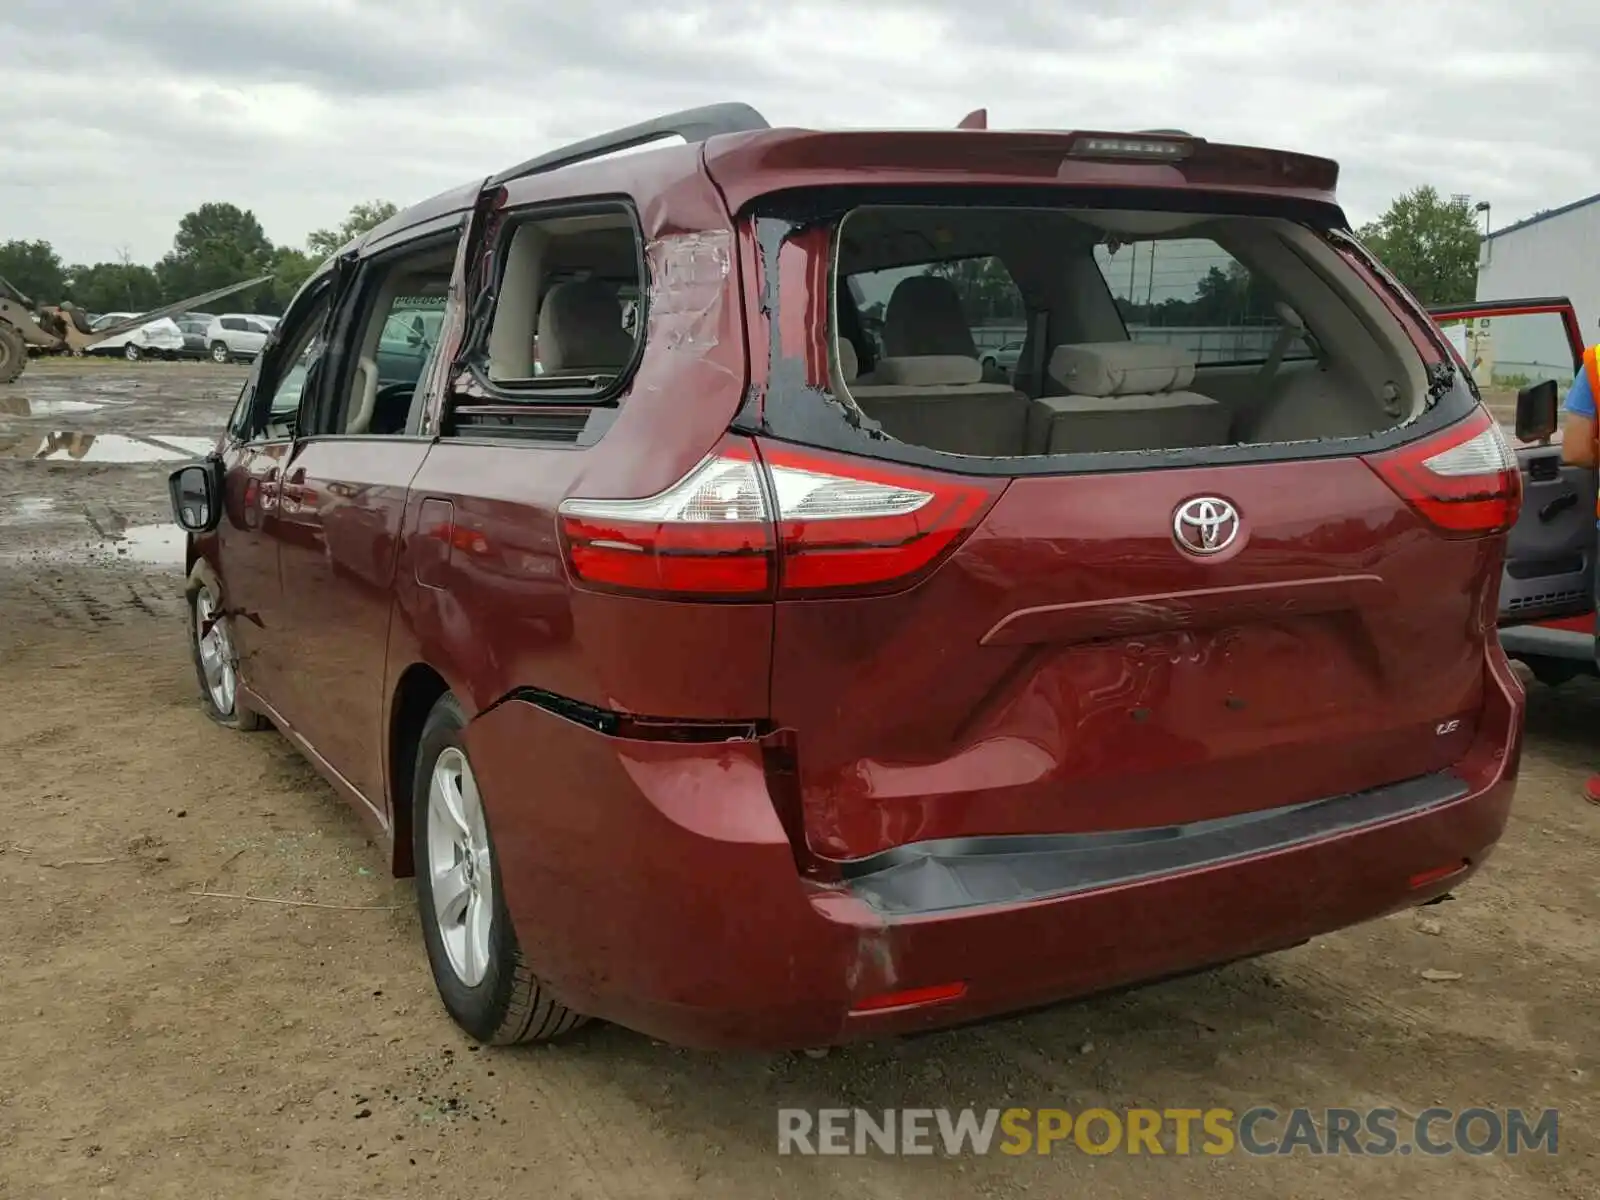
[{"x1": 464, "y1": 659, "x2": 1522, "y2": 1051}]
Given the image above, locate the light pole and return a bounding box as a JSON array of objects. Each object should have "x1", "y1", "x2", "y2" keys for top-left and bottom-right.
[{"x1": 1474, "y1": 201, "x2": 1492, "y2": 265}]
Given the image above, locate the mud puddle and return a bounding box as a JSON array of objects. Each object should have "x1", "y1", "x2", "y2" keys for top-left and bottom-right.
[
  {"x1": 0, "y1": 395, "x2": 125, "y2": 418},
  {"x1": 0, "y1": 497, "x2": 59, "y2": 526},
  {"x1": 0, "y1": 432, "x2": 214, "y2": 462},
  {"x1": 0, "y1": 522, "x2": 185, "y2": 566}
]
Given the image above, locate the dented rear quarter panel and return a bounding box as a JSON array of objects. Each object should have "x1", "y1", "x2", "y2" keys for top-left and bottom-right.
[{"x1": 388, "y1": 153, "x2": 766, "y2": 725}]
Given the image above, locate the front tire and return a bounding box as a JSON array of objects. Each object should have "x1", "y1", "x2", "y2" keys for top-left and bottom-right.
[
  {"x1": 0, "y1": 325, "x2": 25, "y2": 383},
  {"x1": 123, "y1": 342, "x2": 142, "y2": 362},
  {"x1": 188, "y1": 579, "x2": 266, "y2": 730},
  {"x1": 412, "y1": 692, "x2": 585, "y2": 1045}
]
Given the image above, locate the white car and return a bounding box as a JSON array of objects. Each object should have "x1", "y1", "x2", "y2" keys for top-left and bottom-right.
[
  {"x1": 205, "y1": 313, "x2": 276, "y2": 363},
  {"x1": 86, "y1": 313, "x2": 186, "y2": 361}
]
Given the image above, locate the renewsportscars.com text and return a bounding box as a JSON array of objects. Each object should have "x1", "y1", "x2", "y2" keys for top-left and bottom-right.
[{"x1": 776, "y1": 1107, "x2": 1559, "y2": 1157}]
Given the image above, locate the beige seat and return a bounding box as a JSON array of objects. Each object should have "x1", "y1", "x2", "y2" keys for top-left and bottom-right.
[
  {"x1": 536, "y1": 280, "x2": 635, "y2": 376},
  {"x1": 1029, "y1": 342, "x2": 1230, "y2": 453},
  {"x1": 841, "y1": 276, "x2": 1028, "y2": 456}
]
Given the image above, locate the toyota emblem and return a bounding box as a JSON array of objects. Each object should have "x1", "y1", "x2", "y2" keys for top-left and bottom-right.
[{"x1": 1173, "y1": 497, "x2": 1240, "y2": 555}]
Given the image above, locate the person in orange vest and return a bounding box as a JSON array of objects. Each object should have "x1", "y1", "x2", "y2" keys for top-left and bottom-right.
[{"x1": 1560, "y1": 342, "x2": 1600, "y2": 804}]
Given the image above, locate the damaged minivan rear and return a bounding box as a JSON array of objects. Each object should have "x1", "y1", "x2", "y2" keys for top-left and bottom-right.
[
  {"x1": 530, "y1": 128, "x2": 1525, "y2": 1047},
  {"x1": 183, "y1": 110, "x2": 1523, "y2": 1052}
]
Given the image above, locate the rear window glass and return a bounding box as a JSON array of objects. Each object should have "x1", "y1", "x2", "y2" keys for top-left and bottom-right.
[
  {"x1": 821, "y1": 202, "x2": 1427, "y2": 463},
  {"x1": 1093, "y1": 238, "x2": 1315, "y2": 365}
]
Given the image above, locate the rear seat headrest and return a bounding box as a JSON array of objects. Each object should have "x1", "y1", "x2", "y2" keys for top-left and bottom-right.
[
  {"x1": 883, "y1": 276, "x2": 978, "y2": 358},
  {"x1": 871, "y1": 355, "x2": 983, "y2": 386},
  {"x1": 1049, "y1": 342, "x2": 1197, "y2": 397},
  {"x1": 536, "y1": 280, "x2": 634, "y2": 372}
]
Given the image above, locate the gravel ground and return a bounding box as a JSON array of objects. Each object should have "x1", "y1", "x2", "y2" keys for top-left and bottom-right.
[{"x1": 0, "y1": 361, "x2": 1595, "y2": 1200}]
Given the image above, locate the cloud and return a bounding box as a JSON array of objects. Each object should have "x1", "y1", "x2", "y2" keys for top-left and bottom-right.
[{"x1": 1, "y1": 0, "x2": 1594, "y2": 264}]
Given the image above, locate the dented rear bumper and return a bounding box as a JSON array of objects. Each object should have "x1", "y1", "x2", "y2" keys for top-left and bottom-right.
[{"x1": 462, "y1": 657, "x2": 1521, "y2": 1051}]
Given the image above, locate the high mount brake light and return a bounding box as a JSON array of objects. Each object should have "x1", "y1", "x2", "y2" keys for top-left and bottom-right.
[
  {"x1": 557, "y1": 438, "x2": 999, "y2": 600},
  {"x1": 1069, "y1": 136, "x2": 1194, "y2": 162},
  {"x1": 1364, "y1": 408, "x2": 1521, "y2": 536}
]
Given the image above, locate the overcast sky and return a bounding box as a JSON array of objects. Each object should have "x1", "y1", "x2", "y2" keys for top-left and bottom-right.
[{"x1": 2, "y1": 0, "x2": 1594, "y2": 267}]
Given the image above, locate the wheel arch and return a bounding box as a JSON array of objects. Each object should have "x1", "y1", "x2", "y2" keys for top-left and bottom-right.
[{"x1": 387, "y1": 661, "x2": 453, "y2": 877}]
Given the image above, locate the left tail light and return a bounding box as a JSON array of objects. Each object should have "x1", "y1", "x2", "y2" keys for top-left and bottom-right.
[{"x1": 557, "y1": 436, "x2": 1000, "y2": 600}]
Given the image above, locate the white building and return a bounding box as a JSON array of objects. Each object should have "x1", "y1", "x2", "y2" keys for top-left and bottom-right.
[{"x1": 1477, "y1": 192, "x2": 1600, "y2": 344}]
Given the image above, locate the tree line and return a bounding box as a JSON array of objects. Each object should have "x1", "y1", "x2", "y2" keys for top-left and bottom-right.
[
  {"x1": 4, "y1": 183, "x2": 1485, "y2": 325},
  {"x1": 0, "y1": 200, "x2": 399, "y2": 317}
]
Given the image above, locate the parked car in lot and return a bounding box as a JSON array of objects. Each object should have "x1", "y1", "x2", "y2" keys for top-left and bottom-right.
[
  {"x1": 980, "y1": 339, "x2": 1026, "y2": 377},
  {"x1": 205, "y1": 313, "x2": 276, "y2": 363},
  {"x1": 85, "y1": 312, "x2": 186, "y2": 361},
  {"x1": 168, "y1": 103, "x2": 1524, "y2": 1051},
  {"x1": 173, "y1": 317, "x2": 213, "y2": 360}
]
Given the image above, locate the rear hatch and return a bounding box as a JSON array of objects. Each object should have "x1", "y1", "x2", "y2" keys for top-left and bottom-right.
[
  {"x1": 1429, "y1": 298, "x2": 1593, "y2": 626},
  {"x1": 718, "y1": 151, "x2": 1519, "y2": 866}
]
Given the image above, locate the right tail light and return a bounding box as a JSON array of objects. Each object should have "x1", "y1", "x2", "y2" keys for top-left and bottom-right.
[{"x1": 1364, "y1": 407, "x2": 1522, "y2": 536}]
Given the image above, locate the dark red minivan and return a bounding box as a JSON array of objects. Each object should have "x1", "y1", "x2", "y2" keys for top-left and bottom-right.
[{"x1": 169, "y1": 103, "x2": 1525, "y2": 1049}]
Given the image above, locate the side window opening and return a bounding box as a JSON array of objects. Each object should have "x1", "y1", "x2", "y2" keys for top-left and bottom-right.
[
  {"x1": 477, "y1": 206, "x2": 644, "y2": 395},
  {"x1": 824, "y1": 203, "x2": 1422, "y2": 462},
  {"x1": 320, "y1": 242, "x2": 455, "y2": 438},
  {"x1": 242, "y1": 291, "x2": 331, "y2": 441}
]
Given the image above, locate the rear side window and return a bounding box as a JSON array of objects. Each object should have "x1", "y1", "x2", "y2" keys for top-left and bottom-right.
[
  {"x1": 1093, "y1": 238, "x2": 1315, "y2": 365},
  {"x1": 475, "y1": 205, "x2": 645, "y2": 394}
]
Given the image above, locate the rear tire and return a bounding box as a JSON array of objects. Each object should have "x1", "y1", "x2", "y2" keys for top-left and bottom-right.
[
  {"x1": 123, "y1": 342, "x2": 142, "y2": 362},
  {"x1": 0, "y1": 325, "x2": 24, "y2": 383},
  {"x1": 210, "y1": 342, "x2": 230, "y2": 364},
  {"x1": 412, "y1": 692, "x2": 586, "y2": 1045}
]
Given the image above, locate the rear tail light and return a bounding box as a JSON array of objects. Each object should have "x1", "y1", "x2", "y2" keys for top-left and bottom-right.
[
  {"x1": 557, "y1": 440, "x2": 773, "y2": 597},
  {"x1": 557, "y1": 437, "x2": 1000, "y2": 599},
  {"x1": 1364, "y1": 408, "x2": 1521, "y2": 536}
]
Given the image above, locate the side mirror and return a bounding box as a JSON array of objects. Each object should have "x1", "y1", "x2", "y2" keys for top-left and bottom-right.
[
  {"x1": 1515, "y1": 379, "x2": 1560, "y2": 445},
  {"x1": 169, "y1": 459, "x2": 222, "y2": 533}
]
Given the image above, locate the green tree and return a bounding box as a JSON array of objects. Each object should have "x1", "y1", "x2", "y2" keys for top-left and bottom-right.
[
  {"x1": 307, "y1": 200, "x2": 400, "y2": 260},
  {"x1": 1358, "y1": 186, "x2": 1481, "y2": 306},
  {"x1": 63, "y1": 262, "x2": 165, "y2": 313},
  {"x1": 924, "y1": 257, "x2": 1024, "y2": 323},
  {"x1": 0, "y1": 239, "x2": 68, "y2": 301},
  {"x1": 156, "y1": 202, "x2": 276, "y2": 311},
  {"x1": 264, "y1": 246, "x2": 319, "y2": 314}
]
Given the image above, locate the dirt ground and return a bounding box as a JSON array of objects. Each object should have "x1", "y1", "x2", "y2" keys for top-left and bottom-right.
[{"x1": 0, "y1": 360, "x2": 1596, "y2": 1200}]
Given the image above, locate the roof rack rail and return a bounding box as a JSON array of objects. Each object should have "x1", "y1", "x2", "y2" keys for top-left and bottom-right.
[
  {"x1": 1136, "y1": 128, "x2": 1197, "y2": 137},
  {"x1": 490, "y1": 102, "x2": 771, "y2": 188}
]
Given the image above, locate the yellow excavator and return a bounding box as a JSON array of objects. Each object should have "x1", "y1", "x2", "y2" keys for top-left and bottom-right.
[{"x1": 0, "y1": 272, "x2": 275, "y2": 384}]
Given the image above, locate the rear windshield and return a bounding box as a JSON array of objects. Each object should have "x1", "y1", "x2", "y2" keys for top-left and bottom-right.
[{"x1": 764, "y1": 200, "x2": 1467, "y2": 472}]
